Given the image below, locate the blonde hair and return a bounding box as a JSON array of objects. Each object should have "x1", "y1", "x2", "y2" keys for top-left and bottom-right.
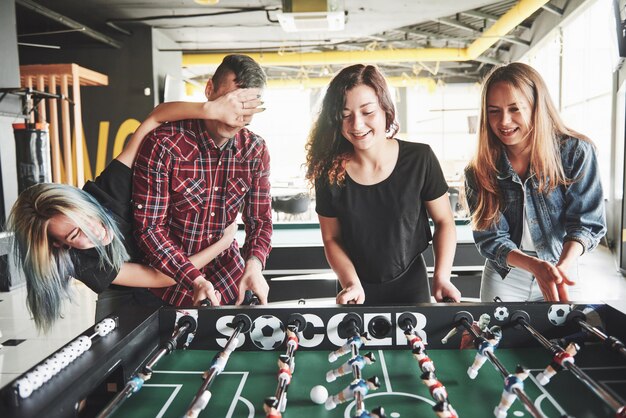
[
  {"x1": 6, "y1": 183, "x2": 128, "y2": 331},
  {"x1": 467, "y1": 62, "x2": 591, "y2": 230}
]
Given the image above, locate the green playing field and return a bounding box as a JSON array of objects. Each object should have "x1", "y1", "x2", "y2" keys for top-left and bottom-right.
[{"x1": 110, "y1": 345, "x2": 621, "y2": 418}]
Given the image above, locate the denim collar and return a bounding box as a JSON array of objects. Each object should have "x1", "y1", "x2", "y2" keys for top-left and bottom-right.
[{"x1": 496, "y1": 148, "x2": 536, "y2": 185}]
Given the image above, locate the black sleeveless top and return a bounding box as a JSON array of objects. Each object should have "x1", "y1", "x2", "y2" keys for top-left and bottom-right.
[{"x1": 315, "y1": 140, "x2": 448, "y2": 284}]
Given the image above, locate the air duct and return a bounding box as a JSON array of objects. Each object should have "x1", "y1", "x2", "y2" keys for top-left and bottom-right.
[{"x1": 277, "y1": 0, "x2": 345, "y2": 32}]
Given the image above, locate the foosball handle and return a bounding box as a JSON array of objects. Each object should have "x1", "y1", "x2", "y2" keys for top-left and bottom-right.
[
  {"x1": 453, "y1": 311, "x2": 474, "y2": 326},
  {"x1": 442, "y1": 296, "x2": 456, "y2": 303},
  {"x1": 397, "y1": 312, "x2": 418, "y2": 332},
  {"x1": 287, "y1": 313, "x2": 307, "y2": 332},
  {"x1": 243, "y1": 290, "x2": 260, "y2": 305},
  {"x1": 231, "y1": 313, "x2": 253, "y2": 333},
  {"x1": 178, "y1": 315, "x2": 198, "y2": 335},
  {"x1": 342, "y1": 312, "x2": 363, "y2": 336},
  {"x1": 566, "y1": 309, "x2": 586, "y2": 324},
  {"x1": 200, "y1": 299, "x2": 212, "y2": 307},
  {"x1": 510, "y1": 310, "x2": 531, "y2": 329}
]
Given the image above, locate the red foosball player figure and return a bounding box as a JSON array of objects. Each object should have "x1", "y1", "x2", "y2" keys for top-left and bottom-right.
[
  {"x1": 493, "y1": 365, "x2": 529, "y2": 418},
  {"x1": 536, "y1": 342, "x2": 579, "y2": 386},
  {"x1": 404, "y1": 329, "x2": 427, "y2": 354},
  {"x1": 433, "y1": 400, "x2": 459, "y2": 418},
  {"x1": 328, "y1": 333, "x2": 370, "y2": 362},
  {"x1": 263, "y1": 396, "x2": 281, "y2": 418},
  {"x1": 415, "y1": 350, "x2": 436, "y2": 374},
  {"x1": 277, "y1": 364, "x2": 292, "y2": 387},
  {"x1": 325, "y1": 376, "x2": 381, "y2": 410},
  {"x1": 285, "y1": 326, "x2": 299, "y2": 372},
  {"x1": 420, "y1": 371, "x2": 448, "y2": 403},
  {"x1": 467, "y1": 326, "x2": 502, "y2": 379},
  {"x1": 326, "y1": 352, "x2": 376, "y2": 382}
]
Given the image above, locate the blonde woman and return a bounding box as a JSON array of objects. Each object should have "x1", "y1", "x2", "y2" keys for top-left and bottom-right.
[
  {"x1": 465, "y1": 62, "x2": 606, "y2": 302},
  {"x1": 7, "y1": 88, "x2": 263, "y2": 330}
]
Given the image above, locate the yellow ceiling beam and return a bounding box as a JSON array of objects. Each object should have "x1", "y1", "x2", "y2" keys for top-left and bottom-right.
[
  {"x1": 466, "y1": 0, "x2": 546, "y2": 58},
  {"x1": 185, "y1": 76, "x2": 436, "y2": 95},
  {"x1": 182, "y1": 0, "x2": 547, "y2": 67},
  {"x1": 265, "y1": 75, "x2": 437, "y2": 89}
]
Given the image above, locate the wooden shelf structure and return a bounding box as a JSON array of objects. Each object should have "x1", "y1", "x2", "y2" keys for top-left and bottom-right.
[{"x1": 20, "y1": 64, "x2": 108, "y2": 187}]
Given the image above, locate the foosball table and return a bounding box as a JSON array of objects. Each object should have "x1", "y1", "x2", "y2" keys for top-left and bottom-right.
[{"x1": 2, "y1": 301, "x2": 626, "y2": 418}]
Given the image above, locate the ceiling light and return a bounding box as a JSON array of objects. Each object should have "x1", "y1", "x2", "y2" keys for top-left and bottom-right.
[
  {"x1": 194, "y1": 0, "x2": 219, "y2": 4},
  {"x1": 277, "y1": 11, "x2": 345, "y2": 32},
  {"x1": 277, "y1": 0, "x2": 345, "y2": 32}
]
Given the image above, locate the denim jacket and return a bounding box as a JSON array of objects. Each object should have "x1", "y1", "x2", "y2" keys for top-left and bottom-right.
[{"x1": 465, "y1": 136, "x2": 607, "y2": 279}]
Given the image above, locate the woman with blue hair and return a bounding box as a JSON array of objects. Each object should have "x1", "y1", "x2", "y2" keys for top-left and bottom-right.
[{"x1": 7, "y1": 88, "x2": 263, "y2": 331}]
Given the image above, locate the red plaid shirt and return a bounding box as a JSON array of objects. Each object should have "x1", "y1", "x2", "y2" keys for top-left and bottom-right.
[{"x1": 132, "y1": 119, "x2": 272, "y2": 306}]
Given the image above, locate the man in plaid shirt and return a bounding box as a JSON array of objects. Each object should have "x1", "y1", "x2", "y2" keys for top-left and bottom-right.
[{"x1": 132, "y1": 55, "x2": 272, "y2": 307}]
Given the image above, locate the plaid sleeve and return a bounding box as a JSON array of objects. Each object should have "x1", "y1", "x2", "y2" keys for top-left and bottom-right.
[
  {"x1": 240, "y1": 142, "x2": 273, "y2": 266},
  {"x1": 132, "y1": 132, "x2": 201, "y2": 289}
]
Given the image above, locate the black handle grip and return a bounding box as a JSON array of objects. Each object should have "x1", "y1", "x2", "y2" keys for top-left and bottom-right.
[{"x1": 243, "y1": 290, "x2": 260, "y2": 305}]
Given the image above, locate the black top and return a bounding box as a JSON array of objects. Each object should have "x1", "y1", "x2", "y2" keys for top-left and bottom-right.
[
  {"x1": 315, "y1": 140, "x2": 448, "y2": 284},
  {"x1": 70, "y1": 160, "x2": 137, "y2": 293}
]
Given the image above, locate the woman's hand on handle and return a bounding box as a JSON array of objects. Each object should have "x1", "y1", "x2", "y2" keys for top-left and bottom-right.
[
  {"x1": 336, "y1": 282, "x2": 365, "y2": 304},
  {"x1": 432, "y1": 276, "x2": 462, "y2": 302}
]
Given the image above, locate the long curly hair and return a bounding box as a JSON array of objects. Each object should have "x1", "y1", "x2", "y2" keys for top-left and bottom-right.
[
  {"x1": 305, "y1": 64, "x2": 398, "y2": 186},
  {"x1": 6, "y1": 183, "x2": 129, "y2": 331},
  {"x1": 467, "y1": 62, "x2": 591, "y2": 231}
]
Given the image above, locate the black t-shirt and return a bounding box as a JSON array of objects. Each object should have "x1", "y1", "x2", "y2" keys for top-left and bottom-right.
[
  {"x1": 69, "y1": 159, "x2": 137, "y2": 293},
  {"x1": 315, "y1": 140, "x2": 448, "y2": 284}
]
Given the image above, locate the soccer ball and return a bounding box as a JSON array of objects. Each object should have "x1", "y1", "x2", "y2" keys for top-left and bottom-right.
[
  {"x1": 494, "y1": 306, "x2": 509, "y2": 322},
  {"x1": 250, "y1": 315, "x2": 286, "y2": 350},
  {"x1": 547, "y1": 304, "x2": 572, "y2": 326}
]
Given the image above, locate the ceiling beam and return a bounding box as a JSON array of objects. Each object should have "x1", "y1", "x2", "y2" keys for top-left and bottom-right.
[
  {"x1": 461, "y1": 9, "x2": 531, "y2": 29},
  {"x1": 502, "y1": 35, "x2": 531, "y2": 47},
  {"x1": 16, "y1": 0, "x2": 122, "y2": 48},
  {"x1": 434, "y1": 17, "x2": 481, "y2": 33},
  {"x1": 542, "y1": 3, "x2": 564, "y2": 16},
  {"x1": 460, "y1": 10, "x2": 500, "y2": 22}
]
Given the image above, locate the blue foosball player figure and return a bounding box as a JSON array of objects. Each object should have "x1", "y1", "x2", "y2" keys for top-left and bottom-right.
[
  {"x1": 325, "y1": 376, "x2": 380, "y2": 410},
  {"x1": 467, "y1": 326, "x2": 502, "y2": 379},
  {"x1": 493, "y1": 365, "x2": 529, "y2": 418},
  {"x1": 329, "y1": 333, "x2": 370, "y2": 362},
  {"x1": 327, "y1": 352, "x2": 376, "y2": 382}
]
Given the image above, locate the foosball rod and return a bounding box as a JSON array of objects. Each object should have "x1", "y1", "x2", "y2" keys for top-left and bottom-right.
[
  {"x1": 457, "y1": 315, "x2": 545, "y2": 418},
  {"x1": 512, "y1": 311, "x2": 626, "y2": 415},
  {"x1": 276, "y1": 315, "x2": 306, "y2": 412},
  {"x1": 346, "y1": 314, "x2": 366, "y2": 413},
  {"x1": 570, "y1": 313, "x2": 626, "y2": 360},
  {"x1": 184, "y1": 314, "x2": 251, "y2": 418},
  {"x1": 97, "y1": 316, "x2": 196, "y2": 418}
]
